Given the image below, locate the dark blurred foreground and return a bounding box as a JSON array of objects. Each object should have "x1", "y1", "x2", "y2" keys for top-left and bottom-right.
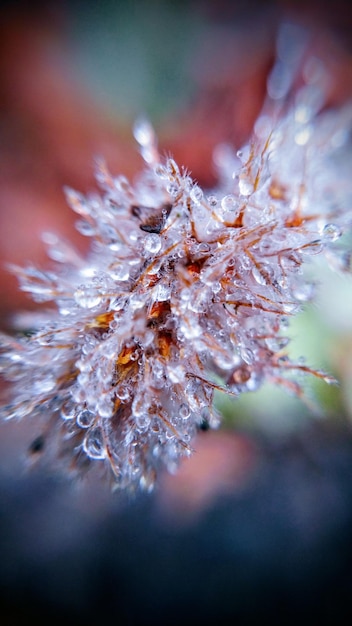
[{"x1": 1, "y1": 421, "x2": 352, "y2": 625}]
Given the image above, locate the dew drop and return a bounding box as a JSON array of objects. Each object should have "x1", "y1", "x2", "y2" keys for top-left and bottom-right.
[
  {"x1": 166, "y1": 158, "x2": 180, "y2": 176},
  {"x1": 140, "y1": 471, "x2": 156, "y2": 492},
  {"x1": 322, "y1": 223, "x2": 342, "y2": 243},
  {"x1": 77, "y1": 409, "x2": 95, "y2": 428},
  {"x1": 295, "y1": 126, "x2": 311, "y2": 145},
  {"x1": 207, "y1": 195, "x2": 218, "y2": 206},
  {"x1": 74, "y1": 285, "x2": 101, "y2": 309},
  {"x1": 293, "y1": 282, "x2": 315, "y2": 302},
  {"x1": 240, "y1": 255, "x2": 251, "y2": 271},
  {"x1": 83, "y1": 427, "x2": 106, "y2": 460},
  {"x1": 144, "y1": 233, "x2": 161, "y2": 254},
  {"x1": 320, "y1": 372, "x2": 338, "y2": 385},
  {"x1": 198, "y1": 242, "x2": 211, "y2": 254},
  {"x1": 265, "y1": 336, "x2": 290, "y2": 351},
  {"x1": 252, "y1": 265, "x2": 273, "y2": 286},
  {"x1": 282, "y1": 301, "x2": 301, "y2": 314},
  {"x1": 116, "y1": 386, "x2": 131, "y2": 402},
  {"x1": 221, "y1": 194, "x2": 237, "y2": 212},
  {"x1": 111, "y1": 265, "x2": 130, "y2": 281},
  {"x1": 61, "y1": 399, "x2": 77, "y2": 421},
  {"x1": 190, "y1": 185, "x2": 203, "y2": 204},
  {"x1": 109, "y1": 297, "x2": 125, "y2": 311},
  {"x1": 114, "y1": 175, "x2": 131, "y2": 193},
  {"x1": 155, "y1": 283, "x2": 171, "y2": 301},
  {"x1": 179, "y1": 403, "x2": 191, "y2": 420},
  {"x1": 154, "y1": 164, "x2": 168, "y2": 180},
  {"x1": 97, "y1": 396, "x2": 114, "y2": 418},
  {"x1": 133, "y1": 117, "x2": 155, "y2": 147},
  {"x1": 299, "y1": 240, "x2": 323, "y2": 256},
  {"x1": 239, "y1": 177, "x2": 254, "y2": 196},
  {"x1": 167, "y1": 183, "x2": 179, "y2": 197},
  {"x1": 236, "y1": 146, "x2": 250, "y2": 163},
  {"x1": 240, "y1": 347, "x2": 254, "y2": 364},
  {"x1": 130, "y1": 293, "x2": 145, "y2": 310}
]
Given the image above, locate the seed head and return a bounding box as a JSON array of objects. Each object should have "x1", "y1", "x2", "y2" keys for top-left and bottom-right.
[{"x1": 1, "y1": 62, "x2": 352, "y2": 490}]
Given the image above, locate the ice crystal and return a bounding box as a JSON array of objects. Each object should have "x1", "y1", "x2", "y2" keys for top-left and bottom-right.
[{"x1": 1, "y1": 36, "x2": 352, "y2": 490}]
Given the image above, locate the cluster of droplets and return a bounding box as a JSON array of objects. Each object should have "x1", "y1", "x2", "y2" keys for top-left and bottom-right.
[{"x1": 1, "y1": 38, "x2": 352, "y2": 489}]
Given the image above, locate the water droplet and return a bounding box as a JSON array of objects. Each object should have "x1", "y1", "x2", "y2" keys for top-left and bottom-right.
[
  {"x1": 168, "y1": 364, "x2": 185, "y2": 384},
  {"x1": 282, "y1": 301, "x2": 301, "y2": 314},
  {"x1": 155, "y1": 283, "x2": 171, "y2": 301},
  {"x1": 322, "y1": 223, "x2": 342, "y2": 243},
  {"x1": 207, "y1": 195, "x2": 218, "y2": 206},
  {"x1": 179, "y1": 403, "x2": 191, "y2": 420},
  {"x1": 236, "y1": 146, "x2": 250, "y2": 163},
  {"x1": 266, "y1": 336, "x2": 290, "y2": 351},
  {"x1": 167, "y1": 183, "x2": 179, "y2": 197},
  {"x1": 246, "y1": 374, "x2": 261, "y2": 392},
  {"x1": 133, "y1": 118, "x2": 155, "y2": 147},
  {"x1": 154, "y1": 164, "x2": 168, "y2": 180},
  {"x1": 97, "y1": 396, "x2": 113, "y2": 418},
  {"x1": 77, "y1": 409, "x2": 95, "y2": 428},
  {"x1": 64, "y1": 188, "x2": 91, "y2": 217},
  {"x1": 109, "y1": 297, "x2": 125, "y2": 311},
  {"x1": 74, "y1": 285, "x2": 101, "y2": 309},
  {"x1": 136, "y1": 413, "x2": 151, "y2": 431},
  {"x1": 221, "y1": 194, "x2": 237, "y2": 211},
  {"x1": 320, "y1": 372, "x2": 338, "y2": 385},
  {"x1": 190, "y1": 185, "x2": 203, "y2": 204},
  {"x1": 293, "y1": 282, "x2": 315, "y2": 302},
  {"x1": 239, "y1": 177, "x2": 254, "y2": 196},
  {"x1": 83, "y1": 427, "x2": 106, "y2": 460},
  {"x1": 180, "y1": 320, "x2": 201, "y2": 339},
  {"x1": 144, "y1": 233, "x2": 161, "y2": 254},
  {"x1": 152, "y1": 362, "x2": 165, "y2": 388},
  {"x1": 198, "y1": 242, "x2": 211, "y2": 254},
  {"x1": 299, "y1": 240, "x2": 323, "y2": 256},
  {"x1": 240, "y1": 255, "x2": 251, "y2": 270},
  {"x1": 111, "y1": 265, "x2": 130, "y2": 281},
  {"x1": 240, "y1": 347, "x2": 254, "y2": 364},
  {"x1": 214, "y1": 352, "x2": 241, "y2": 370},
  {"x1": 114, "y1": 175, "x2": 131, "y2": 193},
  {"x1": 116, "y1": 386, "x2": 131, "y2": 402},
  {"x1": 166, "y1": 158, "x2": 180, "y2": 177},
  {"x1": 280, "y1": 316, "x2": 290, "y2": 329},
  {"x1": 61, "y1": 399, "x2": 77, "y2": 421},
  {"x1": 140, "y1": 471, "x2": 156, "y2": 492},
  {"x1": 295, "y1": 126, "x2": 311, "y2": 145},
  {"x1": 130, "y1": 294, "x2": 145, "y2": 310},
  {"x1": 205, "y1": 220, "x2": 221, "y2": 235},
  {"x1": 252, "y1": 265, "x2": 273, "y2": 286}
]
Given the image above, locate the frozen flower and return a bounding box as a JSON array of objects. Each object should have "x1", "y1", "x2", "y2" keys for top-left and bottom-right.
[{"x1": 1, "y1": 44, "x2": 352, "y2": 490}]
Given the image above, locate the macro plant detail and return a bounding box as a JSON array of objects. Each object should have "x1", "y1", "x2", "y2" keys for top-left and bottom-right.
[{"x1": 1, "y1": 34, "x2": 352, "y2": 490}]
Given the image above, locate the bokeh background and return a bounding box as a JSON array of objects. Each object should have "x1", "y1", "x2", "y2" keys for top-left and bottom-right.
[{"x1": 1, "y1": 1, "x2": 352, "y2": 623}]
